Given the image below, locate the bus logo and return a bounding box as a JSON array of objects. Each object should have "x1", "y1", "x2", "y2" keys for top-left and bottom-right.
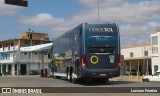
[
  {"x1": 89, "y1": 27, "x2": 113, "y2": 32},
  {"x1": 90, "y1": 55, "x2": 99, "y2": 64}
]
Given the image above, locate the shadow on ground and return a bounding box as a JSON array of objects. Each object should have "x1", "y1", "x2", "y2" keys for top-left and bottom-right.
[{"x1": 77, "y1": 80, "x2": 138, "y2": 86}]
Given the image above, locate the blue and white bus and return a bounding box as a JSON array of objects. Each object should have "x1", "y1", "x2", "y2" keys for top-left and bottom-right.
[{"x1": 52, "y1": 23, "x2": 120, "y2": 83}]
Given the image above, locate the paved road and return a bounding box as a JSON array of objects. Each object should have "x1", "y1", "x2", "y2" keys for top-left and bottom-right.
[
  {"x1": 0, "y1": 76, "x2": 160, "y2": 96},
  {"x1": 0, "y1": 76, "x2": 159, "y2": 87}
]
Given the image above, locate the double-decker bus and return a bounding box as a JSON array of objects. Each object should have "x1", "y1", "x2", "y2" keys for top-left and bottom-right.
[{"x1": 51, "y1": 22, "x2": 120, "y2": 83}]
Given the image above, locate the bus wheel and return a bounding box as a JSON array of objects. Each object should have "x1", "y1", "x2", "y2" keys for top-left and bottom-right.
[
  {"x1": 100, "y1": 79, "x2": 108, "y2": 84},
  {"x1": 67, "y1": 70, "x2": 72, "y2": 82},
  {"x1": 146, "y1": 78, "x2": 150, "y2": 82}
]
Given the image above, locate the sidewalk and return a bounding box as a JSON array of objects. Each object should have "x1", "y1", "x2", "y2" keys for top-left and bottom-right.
[
  {"x1": 111, "y1": 75, "x2": 143, "y2": 82},
  {"x1": 0, "y1": 75, "x2": 41, "y2": 78}
]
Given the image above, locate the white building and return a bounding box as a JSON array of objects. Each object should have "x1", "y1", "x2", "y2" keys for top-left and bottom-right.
[
  {"x1": 150, "y1": 29, "x2": 160, "y2": 74},
  {"x1": 122, "y1": 27, "x2": 160, "y2": 75},
  {"x1": 121, "y1": 44, "x2": 152, "y2": 75},
  {"x1": 0, "y1": 43, "x2": 52, "y2": 76},
  {"x1": 0, "y1": 32, "x2": 52, "y2": 76}
]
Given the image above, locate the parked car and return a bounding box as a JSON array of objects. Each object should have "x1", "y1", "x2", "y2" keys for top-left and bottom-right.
[
  {"x1": 142, "y1": 70, "x2": 160, "y2": 82},
  {"x1": 125, "y1": 70, "x2": 137, "y2": 75}
]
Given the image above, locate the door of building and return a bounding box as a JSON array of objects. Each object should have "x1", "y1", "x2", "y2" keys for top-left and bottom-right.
[{"x1": 20, "y1": 64, "x2": 26, "y2": 75}]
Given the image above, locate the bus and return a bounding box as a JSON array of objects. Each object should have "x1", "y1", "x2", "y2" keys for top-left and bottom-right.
[{"x1": 51, "y1": 22, "x2": 120, "y2": 83}]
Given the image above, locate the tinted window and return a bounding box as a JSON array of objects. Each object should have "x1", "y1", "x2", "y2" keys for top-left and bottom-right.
[{"x1": 88, "y1": 47, "x2": 115, "y2": 53}]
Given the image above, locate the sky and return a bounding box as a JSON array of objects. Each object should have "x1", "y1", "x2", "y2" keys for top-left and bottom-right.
[{"x1": 0, "y1": 0, "x2": 160, "y2": 48}]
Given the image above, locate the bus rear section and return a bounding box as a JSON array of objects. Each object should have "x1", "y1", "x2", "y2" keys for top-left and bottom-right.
[{"x1": 80, "y1": 23, "x2": 120, "y2": 80}]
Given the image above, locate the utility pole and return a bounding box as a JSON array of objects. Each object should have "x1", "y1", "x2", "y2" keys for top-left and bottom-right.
[{"x1": 98, "y1": 0, "x2": 100, "y2": 22}]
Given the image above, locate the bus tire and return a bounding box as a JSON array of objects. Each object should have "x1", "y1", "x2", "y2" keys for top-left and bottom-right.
[
  {"x1": 146, "y1": 78, "x2": 150, "y2": 82},
  {"x1": 93, "y1": 78, "x2": 108, "y2": 83},
  {"x1": 100, "y1": 78, "x2": 108, "y2": 84},
  {"x1": 106, "y1": 78, "x2": 109, "y2": 82}
]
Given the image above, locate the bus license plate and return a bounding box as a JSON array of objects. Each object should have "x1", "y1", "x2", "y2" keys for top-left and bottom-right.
[{"x1": 100, "y1": 74, "x2": 106, "y2": 76}]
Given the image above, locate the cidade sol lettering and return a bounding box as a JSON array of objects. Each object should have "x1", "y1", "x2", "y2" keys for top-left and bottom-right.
[{"x1": 89, "y1": 27, "x2": 113, "y2": 32}]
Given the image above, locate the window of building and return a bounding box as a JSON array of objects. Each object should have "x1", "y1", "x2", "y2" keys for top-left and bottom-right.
[
  {"x1": 1, "y1": 53, "x2": 9, "y2": 60},
  {"x1": 24, "y1": 52, "x2": 27, "y2": 55},
  {"x1": 34, "y1": 52, "x2": 38, "y2": 55},
  {"x1": 154, "y1": 65, "x2": 158, "y2": 72},
  {"x1": 2, "y1": 54, "x2": 4, "y2": 60},
  {"x1": 0, "y1": 44, "x2": 2, "y2": 48},
  {"x1": 29, "y1": 53, "x2": 32, "y2": 60},
  {"x1": 152, "y1": 36, "x2": 158, "y2": 45},
  {"x1": 130, "y1": 52, "x2": 134, "y2": 57},
  {"x1": 152, "y1": 46, "x2": 158, "y2": 54},
  {"x1": 7, "y1": 53, "x2": 10, "y2": 60},
  {"x1": 144, "y1": 51, "x2": 148, "y2": 56},
  {"x1": 24, "y1": 42, "x2": 28, "y2": 44},
  {"x1": 34, "y1": 42, "x2": 38, "y2": 45}
]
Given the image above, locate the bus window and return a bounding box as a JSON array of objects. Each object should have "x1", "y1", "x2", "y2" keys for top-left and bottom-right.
[{"x1": 88, "y1": 47, "x2": 116, "y2": 53}]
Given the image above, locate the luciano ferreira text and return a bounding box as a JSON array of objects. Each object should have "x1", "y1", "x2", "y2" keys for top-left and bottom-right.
[{"x1": 131, "y1": 88, "x2": 158, "y2": 93}]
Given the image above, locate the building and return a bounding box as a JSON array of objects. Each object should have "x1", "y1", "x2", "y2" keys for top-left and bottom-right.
[
  {"x1": 150, "y1": 28, "x2": 160, "y2": 74},
  {"x1": 121, "y1": 44, "x2": 152, "y2": 75},
  {"x1": 122, "y1": 27, "x2": 160, "y2": 76},
  {"x1": 0, "y1": 32, "x2": 52, "y2": 76}
]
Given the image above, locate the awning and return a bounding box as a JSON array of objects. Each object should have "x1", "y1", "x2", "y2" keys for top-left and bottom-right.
[
  {"x1": 124, "y1": 56, "x2": 152, "y2": 60},
  {"x1": 20, "y1": 43, "x2": 53, "y2": 52}
]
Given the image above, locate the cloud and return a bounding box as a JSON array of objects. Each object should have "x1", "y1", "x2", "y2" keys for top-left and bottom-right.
[
  {"x1": 78, "y1": 0, "x2": 125, "y2": 8},
  {"x1": 0, "y1": 0, "x2": 21, "y2": 15},
  {"x1": 65, "y1": 0, "x2": 160, "y2": 47},
  {"x1": 19, "y1": 13, "x2": 64, "y2": 26},
  {"x1": 120, "y1": 22, "x2": 160, "y2": 47},
  {"x1": 18, "y1": 0, "x2": 160, "y2": 47},
  {"x1": 75, "y1": 0, "x2": 160, "y2": 23}
]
